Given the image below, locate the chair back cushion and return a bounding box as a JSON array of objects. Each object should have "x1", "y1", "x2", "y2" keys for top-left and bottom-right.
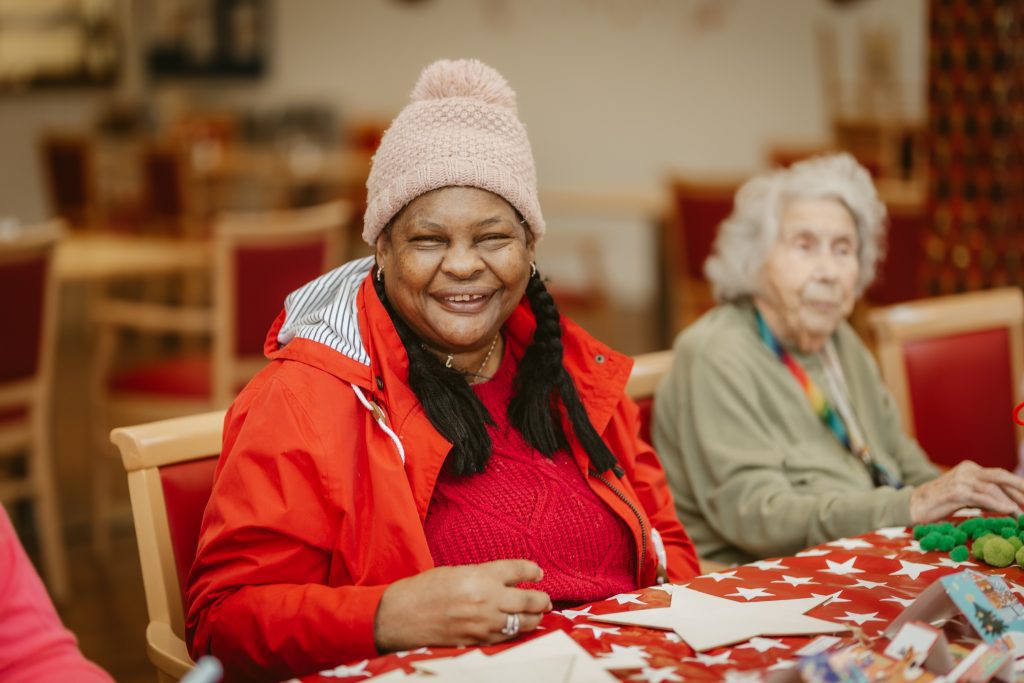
[
  {"x1": 867, "y1": 207, "x2": 926, "y2": 305},
  {"x1": 159, "y1": 456, "x2": 219, "y2": 612},
  {"x1": 903, "y1": 327, "x2": 1017, "y2": 470},
  {"x1": 0, "y1": 255, "x2": 47, "y2": 383},
  {"x1": 233, "y1": 241, "x2": 327, "y2": 356},
  {"x1": 42, "y1": 138, "x2": 90, "y2": 225},
  {"x1": 673, "y1": 191, "x2": 734, "y2": 280},
  {"x1": 143, "y1": 148, "x2": 187, "y2": 221}
]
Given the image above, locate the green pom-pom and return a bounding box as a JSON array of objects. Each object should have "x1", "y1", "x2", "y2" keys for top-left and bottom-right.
[
  {"x1": 1009, "y1": 536, "x2": 1023, "y2": 552},
  {"x1": 921, "y1": 532, "x2": 941, "y2": 551},
  {"x1": 1017, "y1": 514, "x2": 1024, "y2": 528},
  {"x1": 1001, "y1": 527, "x2": 1017, "y2": 539},
  {"x1": 938, "y1": 534, "x2": 957, "y2": 552},
  {"x1": 953, "y1": 530, "x2": 968, "y2": 545},
  {"x1": 951, "y1": 545, "x2": 970, "y2": 562},
  {"x1": 984, "y1": 538, "x2": 1016, "y2": 567},
  {"x1": 960, "y1": 519, "x2": 978, "y2": 532},
  {"x1": 937, "y1": 522, "x2": 955, "y2": 534},
  {"x1": 973, "y1": 535, "x2": 996, "y2": 559},
  {"x1": 1017, "y1": 546, "x2": 1024, "y2": 568},
  {"x1": 974, "y1": 527, "x2": 994, "y2": 540},
  {"x1": 913, "y1": 525, "x2": 933, "y2": 540}
]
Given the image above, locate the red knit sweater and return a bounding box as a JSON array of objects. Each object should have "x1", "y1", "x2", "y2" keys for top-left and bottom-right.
[{"x1": 423, "y1": 342, "x2": 637, "y2": 607}]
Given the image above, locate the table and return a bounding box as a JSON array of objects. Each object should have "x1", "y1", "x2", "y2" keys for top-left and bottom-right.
[
  {"x1": 54, "y1": 233, "x2": 211, "y2": 282},
  {"x1": 298, "y1": 517, "x2": 1015, "y2": 681}
]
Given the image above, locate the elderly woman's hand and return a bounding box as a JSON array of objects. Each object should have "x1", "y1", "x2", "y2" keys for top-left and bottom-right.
[
  {"x1": 909, "y1": 461, "x2": 1024, "y2": 523},
  {"x1": 373, "y1": 559, "x2": 552, "y2": 652}
]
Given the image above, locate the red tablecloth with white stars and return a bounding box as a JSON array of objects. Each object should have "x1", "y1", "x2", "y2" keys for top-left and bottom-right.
[{"x1": 294, "y1": 520, "x2": 1022, "y2": 682}]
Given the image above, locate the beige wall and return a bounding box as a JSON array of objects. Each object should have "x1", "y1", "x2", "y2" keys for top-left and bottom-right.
[{"x1": 0, "y1": 0, "x2": 926, "y2": 306}]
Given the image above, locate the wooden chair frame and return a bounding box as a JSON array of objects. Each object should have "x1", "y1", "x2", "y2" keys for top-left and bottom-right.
[
  {"x1": 0, "y1": 220, "x2": 70, "y2": 601},
  {"x1": 868, "y1": 287, "x2": 1024, "y2": 445},
  {"x1": 91, "y1": 201, "x2": 349, "y2": 554},
  {"x1": 111, "y1": 410, "x2": 226, "y2": 682}
]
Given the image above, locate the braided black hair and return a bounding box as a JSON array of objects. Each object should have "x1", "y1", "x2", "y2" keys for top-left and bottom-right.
[
  {"x1": 372, "y1": 273, "x2": 494, "y2": 475},
  {"x1": 509, "y1": 271, "x2": 620, "y2": 474},
  {"x1": 373, "y1": 264, "x2": 620, "y2": 477}
]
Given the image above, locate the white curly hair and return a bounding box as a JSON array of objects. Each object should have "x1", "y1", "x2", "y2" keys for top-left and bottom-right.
[{"x1": 704, "y1": 152, "x2": 887, "y2": 303}]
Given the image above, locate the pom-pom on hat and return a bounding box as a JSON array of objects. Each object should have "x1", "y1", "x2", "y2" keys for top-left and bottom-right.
[{"x1": 362, "y1": 59, "x2": 544, "y2": 246}]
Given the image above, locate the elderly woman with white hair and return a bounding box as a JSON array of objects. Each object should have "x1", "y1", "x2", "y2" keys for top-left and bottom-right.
[{"x1": 654, "y1": 153, "x2": 1024, "y2": 565}]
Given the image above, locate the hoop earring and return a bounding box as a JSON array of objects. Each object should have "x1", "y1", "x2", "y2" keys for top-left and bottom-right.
[
  {"x1": 530, "y1": 262, "x2": 537, "y2": 278},
  {"x1": 376, "y1": 265, "x2": 383, "y2": 282}
]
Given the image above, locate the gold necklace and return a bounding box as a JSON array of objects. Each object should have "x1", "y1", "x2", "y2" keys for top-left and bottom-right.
[{"x1": 432, "y1": 334, "x2": 500, "y2": 377}]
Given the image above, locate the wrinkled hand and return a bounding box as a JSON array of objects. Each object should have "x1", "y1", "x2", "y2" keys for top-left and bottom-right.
[
  {"x1": 373, "y1": 559, "x2": 552, "y2": 652},
  {"x1": 910, "y1": 461, "x2": 1024, "y2": 523}
]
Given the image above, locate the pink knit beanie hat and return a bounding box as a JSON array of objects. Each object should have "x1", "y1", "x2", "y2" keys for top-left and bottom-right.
[{"x1": 362, "y1": 58, "x2": 545, "y2": 246}]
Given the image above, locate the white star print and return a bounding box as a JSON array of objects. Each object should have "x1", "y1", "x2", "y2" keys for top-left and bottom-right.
[
  {"x1": 651, "y1": 583, "x2": 677, "y2": 594},
  {"x1": 874, "y1": 526, "x2": 911, "y2": 539},
  {"x1": 810, "y1": 591, "x2": 850, "y2": 604},
  {"x1": 558, "y1": 605, "x2": 593, "y2": 620},
  {"x1": 820, "y1": 558, "x2": 865, "y2": 576},
  {"x1": 736, "y1": 637, "x2": 790, "y2": 652},
  {"x1": 773, "y1": 575, "x2": 818, "y2": 587},
  {"x1": 725, "y1": 671, "x2": 765, "y2": 683},
  {"x1": 683, "y1": 651, "x2": 734, "y2": 666},
  {"x1": 632, "y1": 666, "x2": 683, "y2": 683},
  {"x1": 836, "y1": 611, "x2": 885, "y2": 626},
  {"x1": 827, "y1": 537, "x2": 874, "y2": 550},
  {"x1": 902, "y1": 540, "x2": 926, "y2": 553},
  {"x1": 890, "y1": 560, "x2": 938, "y2": 581},
  {"x1": 573, "y1": 623, "x2": 621, "y2": 638},
  {"x1": 953, "y1": 507, "x2": 982, "y2": 517},
  {"x1": 880, "y1": 596, "x2": 915, "y2": 607},
  {"x1": 611, "y1": 593, "x2": 647, "y2": 605},
  {"x1": 663, "y1": 632, "x2": 683, "y2": 644},
  {"x1": 768, "y1": 659, "x2": 797, "y2": 671},
  {"x1": 319, "y1": 660, "x2": 370, "y2": 677},
  {"x1": 851, "y1": 579, "x2": 888, "y2": 590},
  {"x1": 795, "y1": 548, "x2": 831, "y2": 557},
  {"x1": 937, "y1": 556, "x2": 977, "y2": 569},
  {"x1": 727, "y1": 586, "x2": 775, "y2": 600},
  {"x1": 395, "y1": 647, "x2": 431, "y2": 657},
  {"x1": 704, "y1": 570, "x2": 741, "y2": 582},
  {"x1": 749, "y1": 559, "x2": 788, "y2": 571}
]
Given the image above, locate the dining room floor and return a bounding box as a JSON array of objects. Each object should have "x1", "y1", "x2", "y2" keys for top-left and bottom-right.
[{"x1": 11, "y1": 282, "x2": 664, "y2": 682}]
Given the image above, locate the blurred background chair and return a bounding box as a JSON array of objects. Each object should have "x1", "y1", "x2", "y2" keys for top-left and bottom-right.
[
  {"x1": 39, "y1": 132, "x2": 101, "y2": 231},
  {"x1": 625, "y1": 350, "x2": 673, "y2": 445},
  {"x1": 661, "y1": 176, "x2": 742, "y2": 341},
  {"x1": 111, "y1": 410, "x2": 225, "y2": 682},
  {"x1": 868, "y1": 287, "x2": 1024, "y2": 472},
  {"x1": 0, "y1": 219, "x2": 69, "y2": 601},
  {"x1": 90, "y1": 200, "x2": 350, "y2": 553}
]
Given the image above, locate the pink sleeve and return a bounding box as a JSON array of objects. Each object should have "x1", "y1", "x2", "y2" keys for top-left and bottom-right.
[{"x1": 0, "y1": 509, "x2": 113, "y2": 683}]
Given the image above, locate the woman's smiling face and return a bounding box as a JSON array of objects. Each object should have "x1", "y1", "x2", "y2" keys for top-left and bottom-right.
[{"x1": 376, "y1": 186, "x2": 535, "y2": 355}]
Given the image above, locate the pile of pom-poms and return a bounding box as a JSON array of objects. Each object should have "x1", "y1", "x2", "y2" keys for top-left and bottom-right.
[{"x1": 912, "y1": 516, "x2": 1024, "y2": 568}]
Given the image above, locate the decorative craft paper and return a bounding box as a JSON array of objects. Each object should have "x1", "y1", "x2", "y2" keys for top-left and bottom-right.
[{"x1": 591, "y1": 586, "x2": 849, "y2": 651}]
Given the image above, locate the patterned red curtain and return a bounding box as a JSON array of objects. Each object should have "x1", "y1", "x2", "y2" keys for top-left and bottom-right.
[{"x1": 926, "y1": 0, "x2": 1024, "y2": 294}]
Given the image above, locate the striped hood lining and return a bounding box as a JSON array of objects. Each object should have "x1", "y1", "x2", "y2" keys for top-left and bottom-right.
[{"x1": 276, "y1": 256, "x2": 374, "y2": 366}]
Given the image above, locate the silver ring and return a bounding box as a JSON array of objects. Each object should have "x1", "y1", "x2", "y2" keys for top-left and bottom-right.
[{"x1": 500, "y1": 612, "x2": 520, "y2": 637}]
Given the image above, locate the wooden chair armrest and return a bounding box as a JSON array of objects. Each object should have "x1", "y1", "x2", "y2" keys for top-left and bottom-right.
[
  {"x1": 145, "y1": 621, "x2": 194, "y2": 679},
  {"x1": 698, "y1": 558, "x2": 730, "y2": 575},
  {"x1": 92, "y1": 299, "x2": 213, "y2": 335}
]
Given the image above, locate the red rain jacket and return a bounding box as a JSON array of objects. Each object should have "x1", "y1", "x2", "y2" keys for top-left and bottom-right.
[{"x1": 186, "y1": 261, "x2": 698, "y2": 681}]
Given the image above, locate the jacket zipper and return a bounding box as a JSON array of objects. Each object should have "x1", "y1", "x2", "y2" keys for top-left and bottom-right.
[{"x1": 592, "y1": 469, "x2": 646, "y2": 586}]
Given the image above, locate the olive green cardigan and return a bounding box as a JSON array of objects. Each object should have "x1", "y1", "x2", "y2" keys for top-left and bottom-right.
[{"x1": 653, "y1": 299, "x2": 940, "y2": 566}]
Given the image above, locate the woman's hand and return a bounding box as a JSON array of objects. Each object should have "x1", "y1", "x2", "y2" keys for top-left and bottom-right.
[
  {"x1": 373, "y1": 559, "x2": 552, "y2": 652},
  {"x1": 909, "y1": 461, "x2": 1024, "y2": 523}
]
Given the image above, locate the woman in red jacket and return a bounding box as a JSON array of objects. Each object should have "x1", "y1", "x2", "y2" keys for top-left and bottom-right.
[{"x1": 186, "y1": 58, "x2": 699, "y2": 682}]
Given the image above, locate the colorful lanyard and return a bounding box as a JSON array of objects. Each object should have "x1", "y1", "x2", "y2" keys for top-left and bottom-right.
[{"x1": 754, "y1": 309, "x2": 902, "y2": 489}]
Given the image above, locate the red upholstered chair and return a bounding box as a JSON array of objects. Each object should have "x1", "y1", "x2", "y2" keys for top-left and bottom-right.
[
  {"x1": 868, "y1": 288, "x2": 1024, "y2": 471},
  {"x1": 111, "y1": 410, "x2": 225, "y2": 682},
  {"x1": 0, "y1": 220, "x2": 70, "y2": 601},
  {"x1": 625, "y1": 350, "x2": 674, "y2": 446},
  {"x1": 865, "y1": 197, "x2": 928, "y2": 306},
  {"x1": 91, "y1": 200, "x2": 350, "y2": 553},
  {"x1": 663, "y1": 177, "x2": 743, "y2": 340},
  {"x1": 39, "y1": 132, "x2": 101, "y2": 231}
]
